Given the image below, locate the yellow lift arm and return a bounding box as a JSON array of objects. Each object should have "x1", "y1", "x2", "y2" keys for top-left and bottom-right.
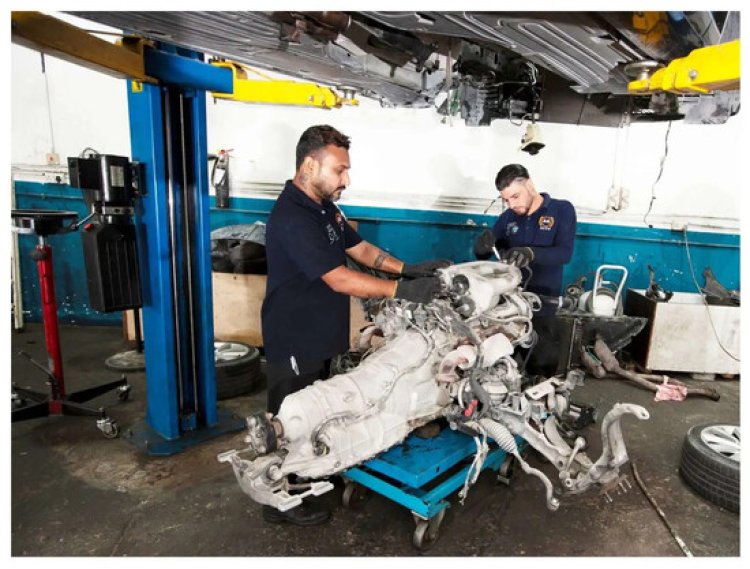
[
  {"x1": 11, "y1": 11, "x2": 156, "y2": 83},
  {"x1": 209, "y1": 60, "x2": 359, "y2": 109},
  {"x1": 11, "y1": 12, "x2": 359, "y2": 111},
  {"x1": 628, "y1": 39, "x2": 740, "y2": 95}
]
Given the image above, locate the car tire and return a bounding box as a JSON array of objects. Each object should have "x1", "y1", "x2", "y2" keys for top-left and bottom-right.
[
  {"x1": 215, "y1": 341, "x2": 262, "y2": 400},
  {"x1": 212, "y1": 256, "x2": 234, "y2": 273},
  {"x1": 233, "y1": 257, "x2": 267, "y2": 275},
  {"x1": 228, "y1": 240, "x2": 265, "y2": 263},
  {"x1": 211, "y1": 239, "x2": 233, "y2": 273},
  {"x1": 679, "y1": 423, "x2": 740, "y2": 513}
]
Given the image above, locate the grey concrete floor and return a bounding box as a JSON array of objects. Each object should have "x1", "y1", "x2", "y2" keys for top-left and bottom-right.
[{"x1": 10, "y1": 323, "x2": 741, "y2": 557}]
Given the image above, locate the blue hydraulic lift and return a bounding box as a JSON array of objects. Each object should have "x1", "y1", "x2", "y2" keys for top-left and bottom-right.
[
  {"x1": 123, "y1": 44, "x2": 247, "y2": 453},
  {"x1": 12, "y1": 12, "x2": 246, "y2": 454}
]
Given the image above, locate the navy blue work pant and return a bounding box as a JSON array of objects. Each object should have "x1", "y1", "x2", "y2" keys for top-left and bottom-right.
[{"x1": 266, "y1": 358, "x2": 331, "y2": 415}]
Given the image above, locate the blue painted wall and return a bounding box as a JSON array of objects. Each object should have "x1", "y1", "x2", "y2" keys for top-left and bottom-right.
[
  {"x1": 14, "y1": 181, "x2": 122, "y2": 325},
  {"x1": 15, "y1": 181, "x2": 740, "y2": 324}
]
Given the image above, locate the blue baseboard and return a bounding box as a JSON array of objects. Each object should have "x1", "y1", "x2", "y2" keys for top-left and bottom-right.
[{"x1": 14, "y1": 181, "x2": 740, "y2": 324}]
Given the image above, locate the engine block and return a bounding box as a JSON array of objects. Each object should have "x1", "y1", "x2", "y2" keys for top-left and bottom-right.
[{"x1": 219, "y1": 261, "x2": 648, "y2": 512}]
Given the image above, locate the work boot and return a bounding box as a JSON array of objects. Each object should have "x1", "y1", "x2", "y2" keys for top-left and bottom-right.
[
  {"x1": 413, "y1": 420, "x2": 442, "y2": 439},
  {"x1": 413, "y1": 418, "x2": 448, "y2": 439},
  {"x1": 262, "y1": 501, "x2": 331, "y2": 526}
]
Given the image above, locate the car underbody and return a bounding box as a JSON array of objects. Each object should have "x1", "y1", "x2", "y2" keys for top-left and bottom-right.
[{"x1": 71, "y1": 10, "x2": 740, "y2": 126}]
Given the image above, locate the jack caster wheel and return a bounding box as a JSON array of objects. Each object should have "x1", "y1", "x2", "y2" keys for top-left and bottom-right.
[
  {"x1": 496, "y1": 454, "x2": 516, "y2": 485},
  {"x1": 97, "y1": 417, "x2": 120, "y2": 439},
  {"x1": 342, "y1": 481, "x2": 370, "y2": 509},
  {"x1": 412, "y1": 509, "x2": 445, "y2": 551},
  {"x1": 117, "y1": 384, "x2": 131, "y2": 401}
]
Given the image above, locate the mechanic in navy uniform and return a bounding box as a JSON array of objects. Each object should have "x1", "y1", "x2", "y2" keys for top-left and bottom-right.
[
  {"x1": 261, "y1": 125, "x2": 449, "y2": 525},
  {"x1": 474, "y1": 163, "x2": 577, "y2": 373},
  {"x1": 474, "y1": 163, "x2": 576, "y2": 308}
]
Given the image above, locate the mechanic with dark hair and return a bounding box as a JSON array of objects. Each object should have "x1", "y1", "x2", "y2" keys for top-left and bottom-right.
[
  {"x1": 261, "y1": 124, "x2": 450, "y2": 526},
  {"x1": 475, "y1": 163, "x2": 576, "y2": 306},
  {"x1": 474, "y1": 164, "x2": 577, "y2": 372}
]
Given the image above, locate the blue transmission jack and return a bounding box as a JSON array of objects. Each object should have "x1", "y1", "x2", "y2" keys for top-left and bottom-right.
[{"x1": 343, "y1": 425, "x2": 526, "y2": 548}]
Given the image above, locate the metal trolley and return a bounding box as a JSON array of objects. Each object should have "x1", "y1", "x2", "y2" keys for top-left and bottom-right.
[{"x1": 342, "y1": 426, "x2": 524, "y2": 550}]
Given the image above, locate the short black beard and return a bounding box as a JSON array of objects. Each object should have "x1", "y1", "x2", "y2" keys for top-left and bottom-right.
[
  {"x1": 310, "y1": 181, "x2": 328, "y2": 202},
  {"x1": 323, "y1": 187, "x2": 343, "y2": 202}
]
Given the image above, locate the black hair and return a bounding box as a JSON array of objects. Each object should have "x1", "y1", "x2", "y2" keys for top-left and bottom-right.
[
  {"x1": 295, "y1": 125, "x2": 351, "y2": 169},
  {"x1": 495, "y1": 164, "x2": 530, "y2": 191}
]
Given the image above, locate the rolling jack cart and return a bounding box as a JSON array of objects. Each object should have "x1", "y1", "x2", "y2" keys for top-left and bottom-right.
[
  {"x1": 342, "y1": 426, "x2": 525, "y2": 550},
  {"x1": 11, "y1": 209, "x2": 131, "y2": 438}
]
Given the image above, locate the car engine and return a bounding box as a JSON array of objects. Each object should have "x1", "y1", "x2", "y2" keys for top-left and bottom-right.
[{"x1": 218, "y1": 261, "x2": 649, "y2": 512}]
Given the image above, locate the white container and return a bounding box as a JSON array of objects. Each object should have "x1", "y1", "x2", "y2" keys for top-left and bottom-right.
[{"x1": 625, "y1": 289, "x2": 740, "y2": 375}]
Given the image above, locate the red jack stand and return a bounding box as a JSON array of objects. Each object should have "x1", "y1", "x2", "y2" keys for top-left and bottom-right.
[{"x1": 12, "y1": 210, "x2": 131, "y2": 438}]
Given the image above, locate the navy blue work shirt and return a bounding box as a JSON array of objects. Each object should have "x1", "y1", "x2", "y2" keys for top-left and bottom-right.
[
  {"x1": 492, "y1": 193, "x2": 576, "y2": 298},
  {"x1": 261, "y1": 180, "x2": 362, "y2": 365}
]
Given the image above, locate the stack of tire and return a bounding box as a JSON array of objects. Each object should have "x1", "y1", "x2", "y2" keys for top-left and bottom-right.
[
  {"x1": 211, "y1": 223, "x2": 267, "y2": 275},
  {"x1": 212, "y1": 239, "x2": 267, "y2": 274},
  {"x1": 214, "y1": 341, "x2": 262, "y2": 400},
  {"x1": 211, "y1": 224, "x2": 266, "y2": 398}
]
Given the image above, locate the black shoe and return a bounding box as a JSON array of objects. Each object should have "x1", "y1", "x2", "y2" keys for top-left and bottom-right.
[
  {"x1": 262, "y1": 501, "x2": 331, "y2": 526},
  {"x1": 413, "y1": 420, "x2": 442, "y2": 439}
]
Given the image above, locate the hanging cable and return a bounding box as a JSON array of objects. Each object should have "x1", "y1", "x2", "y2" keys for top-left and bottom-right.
[
  {"x1": 508, "y1": 113, "x2": 525, "y2": 127},
  {"x1": 608, "y1": 106, "x2": 632, "y2": 212},
  {"x1": 643, "y1": 121, "x2": 673, "y2": 228},
  {"x1": 682, "y1": 227, "x2": 740, "y2": 362},
  {"x1": 446, "y1": 41, "x2": 453, "y2": 127},
  {"x1": 78, "y1": 147, "x2": 101, "y2": 158},
  {"x1": 41, "y1": 53, "x2": 57, "y2": 156},
  {"x1": 482, "y1": 197, "x2": 499, "y2": 214}
]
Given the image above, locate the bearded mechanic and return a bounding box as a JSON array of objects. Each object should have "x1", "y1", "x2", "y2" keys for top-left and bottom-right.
[
  {"x1": 473, "y1": 163, "x2": 577, "y2": 377},
  {"x1": 261, "y1": 125, "x2": 450, "y2": 525}
]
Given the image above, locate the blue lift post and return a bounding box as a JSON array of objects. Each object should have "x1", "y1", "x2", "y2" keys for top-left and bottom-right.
[
  {"x1": 125, "y1": 44, "x2": 245, "y2": 455},
  {"x1": 344, "y1": 428, "x2": 525, "y2": 549}
]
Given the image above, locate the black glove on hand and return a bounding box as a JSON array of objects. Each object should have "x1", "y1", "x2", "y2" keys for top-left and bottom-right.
[
  {"x1": 393, "y1": 276, "x2": 442, "y2": 304},
  {"x1": 401, "y1": 259, "x2": 452, "y2": 278},
  {"x1": 499, "y1": 246, "x2": 535, "y2": 268},
  {"x1": 474, "y1": 229, "x2": 497, "y2": 258}
]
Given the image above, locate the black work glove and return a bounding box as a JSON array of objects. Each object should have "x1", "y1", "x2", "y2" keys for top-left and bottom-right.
[
  {"x1": 393, "y1": 276, "x2": 442, "y2": 304},
  {"x1": 499, "y1": 246, "x2": 535, "y2": 268},
  {"x1": 401, "y1": 259, "x2": 452, "y2": 278},
  {"x1": 473, "y1": 229, "x2": 497, "y2": 258}
]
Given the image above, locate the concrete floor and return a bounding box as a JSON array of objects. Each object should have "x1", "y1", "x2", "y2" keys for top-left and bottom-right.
[{"x1": 10, "y1": 323, "x2": 741, "y2": 557}]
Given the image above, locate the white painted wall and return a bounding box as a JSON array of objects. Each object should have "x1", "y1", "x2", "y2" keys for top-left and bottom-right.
[
  {"x1": 11, "y1": 34, "x2": 131, "y2": 165},
  {"x1": 10, "y1": 14, "x2": 742, "y2": 233}
]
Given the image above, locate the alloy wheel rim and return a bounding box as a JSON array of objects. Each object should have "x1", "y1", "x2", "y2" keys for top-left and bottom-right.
[
  {"x1": 214, "y1": 341, "x2": 251, "y2": 363},
  {"x1": 700, "y1": 425, "x2": 740, "y2": 463}
]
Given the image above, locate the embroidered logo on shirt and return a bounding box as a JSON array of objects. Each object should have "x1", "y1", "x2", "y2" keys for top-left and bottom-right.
[
  {"x1": 506, "y1": 221, "x2": 519, "y2": 236},
  {"x1": 326, "y1": 223, "x2": 339, "y2": 244},
  {"x1": 539, "y1": 216, "x2": 555, "y2": 231}
]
